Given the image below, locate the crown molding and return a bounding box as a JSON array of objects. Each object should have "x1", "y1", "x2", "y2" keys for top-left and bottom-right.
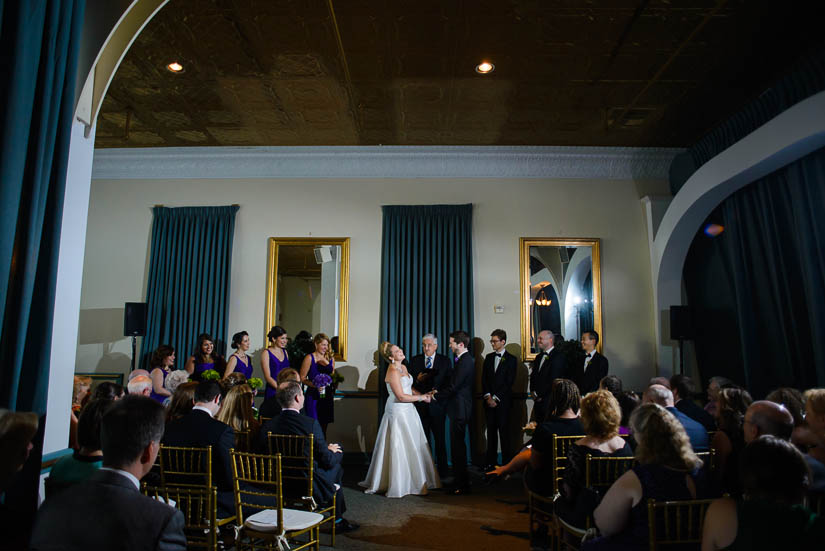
[{"x1": 92, "y1": 145, "x2": 683, "y2": 181}]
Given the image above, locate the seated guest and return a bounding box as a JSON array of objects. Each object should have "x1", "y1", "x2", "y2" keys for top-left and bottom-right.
[
  {"x1": 0, "y1": 409, "x2": 39, "y2": 550},
  {"x1": 643, "y1": 384, "x2": 709, "y2": 451},
  {"x1": 599, "y1": 375, "x2": 622, "y2": 396},
  {"x1": 486, "y1": 378, "x2": 584, "y2": 483},
  {"x1": 766, "y1": 387, "x2": 805, "y2": 427},
  {"x1": 705, "y1": 376, "x2": 735, "y2": 417},
  {"x1": 258, "y1": 367, "x2": 301, "y2": 419},
  {"x1": 92, "y1": 382, "x2": 125, "y2": 402},
  {"x1": 165, "y1": 381, "x2": 197, "y2": 423},
  {"x1": 648, "y1": 376, "x2": 670, "y2": 389},
  {"x1": 257, "y1": 382, "x2": 358, "y2": 533},
  {"x1": 48, "y1": 399, "x2": 109, "y2": 495},
  {"x1": 162, "y1": 380, "x2": 236, "y2": 518},
  {"x1": 127, "y1": 375, "x2": 152, "y2": 397},
  {"x1": 584, "y1": 404, "x2": 706, "y2": 550},
  {"x1": 743, "y1": 399, "x2": 825, "y2": 493},
  {"x1": 222, "y1": 371, "x2": 248, "y2": 390},
  {"x1": 216, "y1": 384, "x2": 260, "y2": 451},
  {"x1": 712, "y1": 387, "x2": 752, "y2": 495},
  {"x1": 617, "y1": 391, "x2": 640, "y2": 437},
  {"x1": 31, "y1": 396, "x2": 185, "y2": 550},
  {"x1": 555, "y1": 389, "x2": 632, "y2": 527},
  {"x1": 670, "y1": 374, "x2": 716, "y2": 432},
  {"x1": 702, "y1": 435, "x2": 825, "y2": 550},
  {"x1": 801, "y1": 389, "x2": 825, "y2": 463}
]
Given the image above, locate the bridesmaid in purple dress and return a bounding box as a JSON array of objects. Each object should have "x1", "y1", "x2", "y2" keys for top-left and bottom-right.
[
  {"x1": 224, "y1": 331, "x2": 253, "y2": 379},
  {"x1": 261, "y1": 326, "x2": 290, "y2": 399},
  {"x1": 184, "y1": 333, "x2": 224, "y2": 381},
  {"x1": 149, "y1": 344, "x2": 175, "y2": 404},
  {"x1": 300, "y1": 333, "x2": 335, "y2": 436}
]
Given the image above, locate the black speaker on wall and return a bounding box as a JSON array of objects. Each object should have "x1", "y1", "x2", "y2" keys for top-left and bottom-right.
[
  {"x1": 670, "y1": 305, "x2": 694, "y2": 341},
  {"x1": 124, "y1": 302, "x2": 148, "y2": 337}
]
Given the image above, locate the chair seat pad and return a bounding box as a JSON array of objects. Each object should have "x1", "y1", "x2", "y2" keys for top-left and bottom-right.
[{"x1": 245, "y1": 508, "x2": 324, "y2": 532}]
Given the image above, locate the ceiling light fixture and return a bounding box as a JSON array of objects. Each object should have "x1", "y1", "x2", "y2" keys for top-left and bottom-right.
[
  {"x1": 475, "y1": 61, "x2": 494, "y2": 74},
  {"x1": 166, "y1": 62, "x2": 184, "y2": 73}
]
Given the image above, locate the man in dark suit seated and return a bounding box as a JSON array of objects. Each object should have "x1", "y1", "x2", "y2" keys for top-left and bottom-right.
[
  {"x1": 481, "y1": 329, "x2": 517, "y2": 469},
  {"x1": 31, "y1": 396, "x2": 186, "y2": 551},
  {"x1": 644, "y1": 384, "x2": 710, "y2": 451},
  {"x1": 407, "y1": 332, "x2": 453, "y2": 477},
  {"x1": 258, "y1": 367, "x2": 301, "y2": 419},
  {"x1": 257, "y1": 381, "x2": 358, "y2": 533},
  {"x1": 530, "y1": 329, "x2": 568, "y2": 423},
  {"x1": 670, "y1": 374, "x2": 716, "y2": 432},
  {"x1": 569, "y1": 330, "x2": 608, "y2": 396},
  {"x1": 162, "y1": 380, "x2": 235, "y2": 518}
]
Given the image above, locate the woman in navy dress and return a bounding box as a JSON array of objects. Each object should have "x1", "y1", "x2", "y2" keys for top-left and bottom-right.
[
  {"x1": 261, "y1": 326, "x2": 289, "y2": 400},
  {"x1": 224, "y1": 331, "x2": 253, "y2": 379},
  {"x1": 184, "y1": 333, "x2": 224, "y2": 381},
  {"x1": 149, "y1": 344, "x2": 175, "y2": 404},
  {"x1": 300, "y1": 332, "x2": 335, "y2": 435}
]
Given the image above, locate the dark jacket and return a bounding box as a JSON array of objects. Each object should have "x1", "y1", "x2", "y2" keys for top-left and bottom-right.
[
  {"x1": 439, "y1": 352, "x2": 475, "y2": 421},
  {"x1": 482, "y1": 350, "x2": 517, "y2": 405},
  {"x1": 408, "y1": 353, "x2": 452, "y2": 413},
  {"x1": 674, "y1": 398, "x2": 717, "y2": 432},
  {"x1": 530, "y1": 348, "x2": 568, "y2": 404},
  {"x1": 666, "y1": 406, "x2": 710, "y2": 451},
  {"x1": 31, "y1": 469, "x2": 186, "y2": 551},
  {"x1": 257, "y1": 410, "x2": 342, "y2": 506},
  {"x1": 568, "y1": 351, "x2": 608, "y2": 395}
]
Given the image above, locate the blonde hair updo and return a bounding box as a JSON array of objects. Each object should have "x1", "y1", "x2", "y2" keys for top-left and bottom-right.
[{"x1": 380, "y1": 341, "x2": 395, "y2": 363}]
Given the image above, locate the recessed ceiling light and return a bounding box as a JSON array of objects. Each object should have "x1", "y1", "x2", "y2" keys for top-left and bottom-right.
[
  {"x1": 475, "y1": 61, "x2": 494, "y2": 74},
  {"x1": 166, "y1": 62, "x2": 184, "y2": 73}
]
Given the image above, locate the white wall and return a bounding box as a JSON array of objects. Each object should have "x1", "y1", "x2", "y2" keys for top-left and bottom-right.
[{"x1": 78, "y1": 175, "x2": 663, "y2": 449}]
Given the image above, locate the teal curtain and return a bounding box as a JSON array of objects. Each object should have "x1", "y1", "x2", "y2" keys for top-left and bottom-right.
[
  {"x1": 0, "y1": 0, "x2": 85, "y2": 413},
  {"x1": 684, "y1": 146, "x2": 825, "y2": 397},
  {"x1": 378, "y1": 204, "x2": 474, "y2": 412},
  {"x1": 140, "y1": 206, "x2": 239, "y2": 369}
]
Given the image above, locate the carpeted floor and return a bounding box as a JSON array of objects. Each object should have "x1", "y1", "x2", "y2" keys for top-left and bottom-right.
[{"x1": 326, "y1": 465, "x2": 531, "y2": 550}]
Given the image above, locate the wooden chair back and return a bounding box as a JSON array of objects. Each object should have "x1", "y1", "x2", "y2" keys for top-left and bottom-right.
[
  {"x1": 647, "y1": 498, "x2": 714, "y2": 550},
  {"x1": 552, "y1": 435, "x2": 586, "y2": 495},
  {"x1": 143, "y1": 484, "x2": 218, "y2": 551},
  {"x1": 159, "y1": 445, "x2": 212, "y2": 489},
  {"x1": 585, "y1": 455, "x2": 635, "y2": 492}
]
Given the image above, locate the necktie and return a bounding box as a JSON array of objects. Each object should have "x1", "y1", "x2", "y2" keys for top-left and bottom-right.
[{"x1": 425, "y1": 356, "x2": 432, "y2": 369}]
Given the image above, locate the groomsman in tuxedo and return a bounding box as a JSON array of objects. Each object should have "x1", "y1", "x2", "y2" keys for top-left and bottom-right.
[
  {"x1": 530, "y1": 329, "x2": 568, "y2": 422},
  {"x1": 408, "y1": 333, "x2": 453, "y2": 477},
  {"x1": 482, "y1": 329, "x2": 517, "y2": 469},
  {"x1": 440, "y1": 330, "x2": 475, "y2": 494},
  {"x1": 570, "y1": 331, "x2": 608, "y2": 395}
]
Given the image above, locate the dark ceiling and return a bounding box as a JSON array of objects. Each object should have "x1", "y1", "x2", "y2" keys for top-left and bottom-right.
[{"x1": 95, "y1": 0, "x2": 823, "y2": 148}]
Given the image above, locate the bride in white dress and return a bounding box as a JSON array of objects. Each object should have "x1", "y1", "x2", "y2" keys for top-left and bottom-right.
[{"x1": 360, "y1": 342, "x2": 442, "y2": 497}]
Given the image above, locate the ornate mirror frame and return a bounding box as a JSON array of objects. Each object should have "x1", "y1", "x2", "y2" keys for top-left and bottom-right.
[
  {"x1": 265, "y1": 237, "x2": 350, "y2": 361},
  {"x1": 519, "y1": 237, "x2": 602, "y2": 362}
]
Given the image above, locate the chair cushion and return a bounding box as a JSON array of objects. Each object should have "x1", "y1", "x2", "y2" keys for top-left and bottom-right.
[{"x1": 245, "y1": 508, "x2": 324, "y2": 532}]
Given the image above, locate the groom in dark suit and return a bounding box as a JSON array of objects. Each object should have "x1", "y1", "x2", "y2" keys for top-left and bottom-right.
[
  {"x1": 408, "y1": 333, "x2": 453, "y2": 477},
  {"x1": 32, "y1": 396, "x2": 186, "y2": 550},
  {"x1": 482, "y1": 329, "x2": 517, "y2": 468},
  {"x1": 440, "y1": 330, "x2": 475, "y2": 495}
]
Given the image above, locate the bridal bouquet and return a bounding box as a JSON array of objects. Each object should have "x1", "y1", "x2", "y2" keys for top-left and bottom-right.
[
  {"x1": 312, "y1": 373, "x2": 333, "y2": 397},
  {"x1": 164, "y1": 369, "x2": 190, "y2": 393}
]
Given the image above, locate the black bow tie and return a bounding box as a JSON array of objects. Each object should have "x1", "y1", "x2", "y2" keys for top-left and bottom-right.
[
  {"x1": 585, "y1": 353, "x2": 592, "y2": 358},
  {"x1": 495, "y1": 353, "x2": 502, "y2": 358}
]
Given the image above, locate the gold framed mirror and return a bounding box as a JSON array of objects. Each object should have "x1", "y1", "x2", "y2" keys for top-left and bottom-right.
[
  {"x1": 265, "y1": 238, "x2": 350, "y2": 361},
  {"x1": 519, "y1": 238, "x2": 602, "y2": 362}
]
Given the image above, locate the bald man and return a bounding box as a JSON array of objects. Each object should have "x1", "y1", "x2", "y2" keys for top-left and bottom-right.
[
  {"x1": 529, "y1": 329, "x2": 568, "y2": 422},
  {"x1": 745, "y1": 400, "x2": 825, "y2": 493},
  {"x1": 643, "y1": 384, "x2": 709, "y2": 451}
]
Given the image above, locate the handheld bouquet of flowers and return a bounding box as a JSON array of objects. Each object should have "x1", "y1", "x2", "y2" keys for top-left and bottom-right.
[
  {"x1": 201, "y1": 369, "x2": 221, "y2": 381},
  {"x1": 247, "y1": 377, "x2": 264, "y2": 391},
  {"x1": 312, "y1": 373, "x2": 333, "y2": 397}
]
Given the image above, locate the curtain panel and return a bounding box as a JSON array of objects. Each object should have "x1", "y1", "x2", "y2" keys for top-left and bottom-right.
[
  {"x1": 0, "y1": 0, "x2": 85, "y2": 412},
  {"x1": 684, "y1": 146, "x2": 825, "y2": 396},
  {"x1": 140, "y1": 206, "x2": 239, "y2": 370},
  {"x1": 378, "y1": 204, "x2": 475, "y2": 412}
]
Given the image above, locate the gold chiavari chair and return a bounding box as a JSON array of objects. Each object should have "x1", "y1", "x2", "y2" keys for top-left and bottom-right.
[
  {"x1": 234, "y1": 429, "x2": 252, "y2": 452},
  {"x1": 647, "y1": 498, "x2": 714, "y2": 550},
  {"x1": 143, "y1": 484, "x2": 218, "y2": 551},
  {"x1": 268, "y1": 433, "x2": 336, "y2": 546},
  {"x1": 158, "y1": 445, "x2": 237, "y2": 530},
  {"x1": 552, "y1": 435, "x2": 587, "y2": 496},
  {"x1": 695, "y1": 448, "x2": 715, "y2": 472},
  {"x1": 230, "y1": 450, "x2": 323, "y2": 551}
]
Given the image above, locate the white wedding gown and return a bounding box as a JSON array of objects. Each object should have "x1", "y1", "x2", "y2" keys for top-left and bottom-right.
[{"x1": 359, "y1": 373, "x2": 441, "y2": 497}]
